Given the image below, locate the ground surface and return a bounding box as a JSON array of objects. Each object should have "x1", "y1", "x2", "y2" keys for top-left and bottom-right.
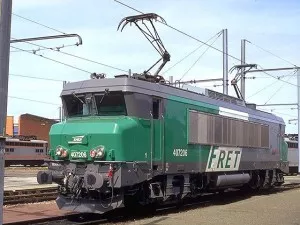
[
  {"x1": 4, "y1": 167, "x2": 56, "y2": 190},
  {"x1": 5, "y1": 166, "x2": 46, "y2": 177},
  {"x1": 111, "y1": 176, "x2": 300, "y2": 225},
  {"x1": 3, "y1": 171, "x2": 300, "y2": 225}
]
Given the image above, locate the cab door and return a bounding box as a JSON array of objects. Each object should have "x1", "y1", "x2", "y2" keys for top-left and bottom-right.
[{"x1": 151, "y1": 98, "x2": 165, "y2": 172}]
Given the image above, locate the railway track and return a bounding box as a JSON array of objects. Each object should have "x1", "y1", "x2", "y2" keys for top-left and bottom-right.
[
  {"x1": 4, "y1": 187, "x2": 58, "y2": 205},
  {"x1": 5, "y1": 182, "x2": 300, "y2": 225}
]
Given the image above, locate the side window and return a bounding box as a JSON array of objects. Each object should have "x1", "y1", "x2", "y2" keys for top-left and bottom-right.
[{"x1": 152, "y1": 99, "x2": 160, "y2": 119}]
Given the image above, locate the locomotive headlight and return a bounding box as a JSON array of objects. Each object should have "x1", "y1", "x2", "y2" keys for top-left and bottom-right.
[
  {"x1": 56, "y1": 147, "x2": 63, "y2": 156},
  {"x1": 61, "y1": 149, "x2": 68, "y2": 158},
  {"x1": 96, "y1": 146, "x2": 105, "y2": 158},
  {"x1": 90, "y1": 146, "x2": 105, "y2": 159},
  {"x1": 90, "y1": 150, "x2": 97, "y2": 158},
  {"x1": 56, "y1": 146, "x2": 68, "y2": 158}
]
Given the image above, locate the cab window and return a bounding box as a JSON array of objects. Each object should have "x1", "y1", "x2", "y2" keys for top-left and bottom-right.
[{"x1": 95, "y1": 92, "x2": 127, "y2": 116}]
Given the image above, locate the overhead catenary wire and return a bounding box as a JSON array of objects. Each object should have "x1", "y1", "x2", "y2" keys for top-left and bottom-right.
[
  {"x1": 11, "y1": 13, "x2": 128, "y2": 73},
  {"x1": 14, "y1": 4, "x2": 298, "y2": 88},
  {"x1": 162, "y1": 30, "x2": 222, "y2": 75},
  {"x1": 13, "y1": 3, "x2": 300, "y2": 114},
  {"x1": 245, "y1": 79, "x2": 278, "y2": 99},
  {"x1": 179, "y1": 32, "x2": 222, "y2": 81},
  {"x1": 247, "y1": 70, "x2": 297, "y2": 99},
  {"x1": 246, "y1": 74, "x2": 297, "y2": 79},
  {"x1": 9, "y1": 14, "x2": 66, "y2": 108},
  {"x1": 246, "y1": 40, "x2": 298, "y2": 67},
  {"x1": 11, "y1": 36, "x2": 128, "y2": 73},
  {"x1": 9, "y1": 96, "x2": 60, "y2": 106},
  {"x1": 264, "y1": 70, "x2": 297, "y2": 105},
  {"x1": 113, "y1": 0, "x2": 241, "y2": 62},
  {"x1": 9, "y1": 73, "x2": 67, "y2": 82},
  {"x1": 10, "y1": 43, "x2": 77, "y2": 53},
  {"x1": 113, "y1": 0, "x2": 300, "y2": 100},
  {"x1": 199, "y1": 85, "x2": 222, "y2": 89},
  {"x1": 244, "y1": 39, "x2": 299, "y2": 88},
  {"x1": 11, "y1": 46, "x2": 92, "y2": 74},
  {"x1": 256, "y1": 65, "x2": 298, "y2": 87},
  {"x1": 12, "y1": 13, "x2": 66, "y2": 34},
  {"x1": 10, "y1": 11, "x2": 128, "y2": 108}
]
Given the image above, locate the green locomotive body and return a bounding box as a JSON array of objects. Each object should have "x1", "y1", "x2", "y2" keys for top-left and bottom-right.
[{"x1": 38, "y1": 76, "x2": 288, "y2": 214}]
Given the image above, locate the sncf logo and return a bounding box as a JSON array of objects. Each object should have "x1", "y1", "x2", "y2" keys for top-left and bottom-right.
[
  {"x1": 206, "y1": 146, "x2": 242, "y2": 172},
  {"x1": 69, "y1": 135, "x2": 84, "y2": 144}
]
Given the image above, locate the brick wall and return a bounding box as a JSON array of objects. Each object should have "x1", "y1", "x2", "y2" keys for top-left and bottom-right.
[
  {"x1": 18, "y1": 114, "x2": 58, "y2": 142},
  {"x1": 6, "y1": 116, "x2": 14, "y2": 136}
]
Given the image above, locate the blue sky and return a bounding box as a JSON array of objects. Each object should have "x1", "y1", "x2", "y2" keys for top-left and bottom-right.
[{"x1": 9, "y1": 0, "x2": 300, "y2": 133}]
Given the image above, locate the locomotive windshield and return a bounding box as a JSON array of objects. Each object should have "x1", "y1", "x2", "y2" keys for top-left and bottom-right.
[
  {"x1": 63, "y1": 94, "x2": 92, "y2": 117},
  {"x1": 63, "y1": 91, "x2": 127, "y2": 117},
  {"x1": 95, "y1": 92, "x2": 127, "y2": 116}
]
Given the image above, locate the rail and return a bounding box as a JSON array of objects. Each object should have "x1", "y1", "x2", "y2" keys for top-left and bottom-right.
[
  {"x1": 4, "y1": 181, "x2": 300, "y2": 225},
  {"x1": 4, "y1": 187, "x2": 58, "y2": 205}
]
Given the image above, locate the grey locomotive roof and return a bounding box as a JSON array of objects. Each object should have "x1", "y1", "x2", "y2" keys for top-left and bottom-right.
[{"x1": 61, "y1": 77, "x2": 285, "y2": 125}]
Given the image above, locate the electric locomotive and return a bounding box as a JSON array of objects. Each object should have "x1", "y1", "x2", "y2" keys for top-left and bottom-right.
[
  {"x1": 37, "y1": 75, "x2": 288, "y2": 213},
  {"x1": 37, "y1": 13, "x2": 288, "y2": 214}
]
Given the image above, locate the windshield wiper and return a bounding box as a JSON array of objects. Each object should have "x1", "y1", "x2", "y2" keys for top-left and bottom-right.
[
  {"x1": 72, "y1": 92, "x2": 85, "y2": 104},
  {"x1": 98, "y1": 88, "x2": 110, "y2": 105}
]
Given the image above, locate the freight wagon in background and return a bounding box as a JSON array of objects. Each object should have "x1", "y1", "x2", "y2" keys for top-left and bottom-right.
[
  {"x1": 285, "y1": 134, "x2": 299, "y2": 174},
  {"x1": 4, "y1": 136, "x2": 49, "y2": 167}
]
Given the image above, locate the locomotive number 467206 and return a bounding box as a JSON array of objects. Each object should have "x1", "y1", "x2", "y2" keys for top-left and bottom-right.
[
  {"x1": 173, "y1": 149, "x2": 188, "y2": 157},
  {"x1": 70, "y1": 151, "x2": 87, "y2": 158}
]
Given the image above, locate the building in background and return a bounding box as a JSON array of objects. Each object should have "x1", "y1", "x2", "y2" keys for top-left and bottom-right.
[
  {"x1": 13, "y1": 123, "x2": 18, "y2": 136},
  {"x1": 6, "y1": 116, "x2": 14, "y2": 136},
  {"x1": 6, "y1": 114, "x2": 58, "y2": 142}
]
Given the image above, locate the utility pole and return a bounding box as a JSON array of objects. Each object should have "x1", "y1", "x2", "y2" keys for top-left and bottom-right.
[
  {"x1": 223, "y1": 29, "x2": 228, "y2": 95},
  {"x1": 169, "y1": 76, "x2": 173, "y2": 85},
  {"x1": 0, "y1": 0, "x2": 12, "y2": 224},
  {"x1": 297, "y1": 69, "x2": 300, "y2": 173},
  {"x1": 61, "y1": 81, "x2": 67, "y2": 121},
  {"x1": 241, "y1": 39, "x2": 246, "y2": 99}
]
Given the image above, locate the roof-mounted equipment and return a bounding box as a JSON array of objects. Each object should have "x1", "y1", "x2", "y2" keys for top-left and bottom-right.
[
  {"x1": 230, "y1": 64, "x2": 257, "y2": 100},
  {"x1": 118, "y1": 13, "x2": 170, "y2": 83},
  {"x1": 90, "y1": 73, "x2": 106, "y2": 79}
]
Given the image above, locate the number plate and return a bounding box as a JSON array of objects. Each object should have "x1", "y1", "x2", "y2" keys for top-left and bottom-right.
[{"x1": 70, "y1": 151, "x2": 87, "y2": 158}]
